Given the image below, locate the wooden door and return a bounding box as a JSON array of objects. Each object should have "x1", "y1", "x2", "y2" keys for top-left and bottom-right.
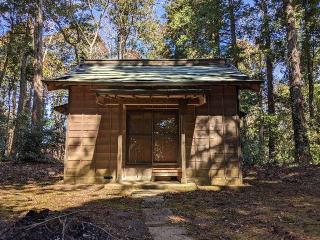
[
  {"x1": 126, "y1": 110, "x2": 179, "y2": 165},
  {"x1": 126, "y1": 111, "x2": 153, "y2": 164},
  {"x1": 153, "y1": 111, "x2": 179, "y2": 165}
]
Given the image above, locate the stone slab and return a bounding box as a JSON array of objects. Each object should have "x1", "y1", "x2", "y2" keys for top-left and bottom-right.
[
  {"x1": 148, "y1": 226, "x2": 193, "y2": 240},
  {"x1": 142, "y1": 196, "x2": 164, "y2": 208},
  {"x1": 143, "y1": 208, "x2": 173, "y2": 226}
]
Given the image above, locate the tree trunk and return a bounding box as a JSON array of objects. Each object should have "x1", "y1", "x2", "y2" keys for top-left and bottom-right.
[
  {"x1": 5, "y1": 81, "x2": 13, "y2": 157},
  {"x1": 212, "y1": 26, "x2": 221, "y2": 56},
  {"x1": 6, "y1": 83, "x2": 17, "y2": 157},
  {"x1": 259, "y1": 88, "x2": 265, "y2": 163},
  {"x1": 284, "y1": 0, "x2": 311, "y2": 164},
  {"x1": 0, "y1": 32, "x2": 13, "y2": 88},
  {"x1": 11, "y1": 52, "x2": 29, "y2": 159},
  {"x1": 302, "y1": 0, "x2": 314, "y2": 119},
  {"x1": 118, "y1": 33, "x2": 126, "y2": 60},
  {"x1": 32, "y1": 0, "x2": 44, "y2": 126},
  {"x1": 228, "y1": 0, "x2": 238, "y2": 67},
  {"x1": 261, "y1": 0, "x2": 276, "y2": 163}
]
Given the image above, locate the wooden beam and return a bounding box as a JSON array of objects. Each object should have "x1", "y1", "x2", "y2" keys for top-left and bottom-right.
[
  {"x1": 53, "y1": 104, "x2": 69, "y2": 115},
  {"x1": 180, "y1": 133, "x2": 187, "y2": 184},
  {"x1": 63, "y1": 114, "x2": 70, "y2": 183},
  {"x1": 93, "y1": 89, "x2": 206, "y2": 95},
  {"x1": 180, "y1": 101, "x2": 187, "y2": 184},
  {"x1": 122, "y1": 104, "x2": 126, "y2": 180},
  {"x1": 116, "y1": 103, "x2": 123, "y2": 182},
  {"x1": 199, "y1": 94, "x2": 206, "y2": 105},
  {"x1": 45, "y1": 81, "x2": 262, "y2": 89},
  {"x1": 45, "y1": 82, "x2": 68, "y2": 91},
  {"x1": 96, "y1": 96, "x2": 204, "y2": 106}
]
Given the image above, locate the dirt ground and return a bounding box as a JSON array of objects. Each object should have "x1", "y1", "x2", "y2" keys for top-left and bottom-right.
[
  {"x1": 0, "y1": 161, "x2": 319, "y2": 240},
  {"x1": 164, "y1": 166, "x2": 320, "y2": 240},
  {"x1": 0, "y1": 161, "x2": 151, "y2": 240}
]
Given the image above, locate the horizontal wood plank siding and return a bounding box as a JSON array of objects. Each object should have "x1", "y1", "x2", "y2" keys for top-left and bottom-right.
[
  {"x1": 185, "y1": 85, "x2": 242, "y2": 185},
  {"x1": 64, "y1": 86, "x2": 118, "y2": 183},
  {"x1": 64, "y1": 85, "x2": 242, "y2": 185}
]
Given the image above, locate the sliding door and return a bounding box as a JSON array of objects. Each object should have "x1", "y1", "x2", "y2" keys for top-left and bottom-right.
[
  {"x1": 153, "y1": 111, "x2": 179, "y2": 164},
  {"x1": 126, "y1": 110, "x2": 179, "y2": 165},
  {"x1": 126, "y1": 111, "x2": 153, "y2": 164}
]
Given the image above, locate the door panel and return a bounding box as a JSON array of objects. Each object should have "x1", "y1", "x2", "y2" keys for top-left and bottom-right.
[
  {"x1": 153, "y1": 112, "x2": 178, "y2": 164},
  {"x1": 126, "y1": 110, "x2": 179, "y2": 165},
  {"x1": 127, "y1": 135, "x2": 152, "y2": 164},
  {"x1": 126, "y1": 111, "x2": 152, "y2": 164},
  {"x1": 153, "y1": 136, "x2": 178, "y2": 163},
  {"x1": 127, "y1": 112, "x2": 152, "y2": 134}
]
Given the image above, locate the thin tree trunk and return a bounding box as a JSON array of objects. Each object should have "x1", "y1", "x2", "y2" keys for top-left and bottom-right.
[
  {"x1": 11, "y1": 52, "x2": 29, "y2": 159},
  {"x1": 261, "y1": 0, "x2": 276, "y2": 163},
  {"x1": 0, "y1": 32, "x2": 13, "y2": 88},
  {"x1": 259, "y1": 88, "x2": 265, "y2": 163},
  {"x1": 7, "y1": 83, "x2": 17, "y2": 157},
  {"x1": 4, "y1": 81, "x2": 12, "y2": 157},
  {"x1": 302, "y1": 0, "x2": 314, "y2": 119},
  {"x1": 212, "y1": 26, "x2": 221, "y2": 56},
  {"x1": 284, "y1": 0, "x2": 311, "y2": 164},
  {"x1": 32, "y1": 0, "x2": 44, "y2": 126},
  {"x1": 118, "y1": 34, "x2": 126, "y2": 59},
  {"x1": 228, "y1": 0, "x2": 238, "y2": 67},
  {"x1": 74, "y1": 46, "x2": 80, "y2": 64}
]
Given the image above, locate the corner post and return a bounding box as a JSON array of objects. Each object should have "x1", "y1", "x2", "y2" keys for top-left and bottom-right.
[
  {"x1": 180, "y1": 100, "x2": 187, "y2": 184},
  {"x1": 117, "y1": 103, "x2": 123, "y2": 182}
]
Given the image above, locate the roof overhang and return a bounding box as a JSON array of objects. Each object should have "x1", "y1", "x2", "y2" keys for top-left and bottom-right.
[
  {"x1": 43, "y1": 58, "x2": 263, "y2": 92},
  {"x1": 44, "y1": 81, "x2": 262, "y2": 92}
]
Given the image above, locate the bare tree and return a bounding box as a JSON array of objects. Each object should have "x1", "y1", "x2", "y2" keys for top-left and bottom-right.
[{"x1": 77, "y1": 0, "x2": 108, "y2": 59}]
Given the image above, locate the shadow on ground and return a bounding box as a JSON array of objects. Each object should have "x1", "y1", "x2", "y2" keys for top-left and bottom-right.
[
  {"x1": 0, "y1": 161, "x2": 63, "y2": 185},
  {"x1": 0, "y1": 163, "x2": 319, "y2": 240}
]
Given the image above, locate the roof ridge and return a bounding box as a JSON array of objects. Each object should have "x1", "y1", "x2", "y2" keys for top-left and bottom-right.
[{"x1": 81, "y1": 58, "x2": 226, "y2": 66}]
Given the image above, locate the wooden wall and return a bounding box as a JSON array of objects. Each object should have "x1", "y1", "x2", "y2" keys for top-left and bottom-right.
[
  {"x1": 64, "y1": 85, "x2": 242, "y2": 185},
  {"x1": 65, "y1": 86, "x2": 119, "y2": 183},
  {"x1": 184, "y1": 86, "x2": 242, "y2": 185}
]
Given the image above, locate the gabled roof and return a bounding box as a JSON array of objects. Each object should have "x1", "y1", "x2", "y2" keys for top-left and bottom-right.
[{"x1": 44, "y1": 59, "x2": 262, "y2": 91}]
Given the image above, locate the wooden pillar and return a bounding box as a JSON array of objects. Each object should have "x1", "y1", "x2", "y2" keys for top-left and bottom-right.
[
  {"x1": 116, "y1": 103, "x2": 123, "y2": 182},
  {"x1": 180, "y1": 101, "x2": 187, "y2": 184}
]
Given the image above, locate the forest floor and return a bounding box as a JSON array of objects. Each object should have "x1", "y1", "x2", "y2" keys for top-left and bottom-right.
[{"x1": 0, "y1": 161, "x2": 319, "y2": 240}]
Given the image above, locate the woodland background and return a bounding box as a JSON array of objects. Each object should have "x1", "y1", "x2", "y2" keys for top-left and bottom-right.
[{"x1": 0, "y1": 0, "x2": 319, "y2": 166}]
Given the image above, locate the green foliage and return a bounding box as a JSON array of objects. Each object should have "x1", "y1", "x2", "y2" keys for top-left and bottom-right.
[
  {"x1": 309, "y1": 84, "x2": 320, "y2": 163},
  {"x1": 108, "y1": 0, "x2": 162, "y2": 58},
  {"x1": 164, "y1": 0, "x2": 224, "y2": 58},
  {"x1": 0, "y1": 0, "x2": 319, "y2": 167},
  {"x1": 241, "y1": 82, "x2": 320, "y2": 166},
  {"x1": 13, "y1": 117, "x2": 65, "y2": 162}
]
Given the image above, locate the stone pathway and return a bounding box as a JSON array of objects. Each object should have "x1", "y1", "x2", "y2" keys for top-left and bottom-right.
[{"x1": 132, "y1": 190, "x2": 193, "y2": 240}]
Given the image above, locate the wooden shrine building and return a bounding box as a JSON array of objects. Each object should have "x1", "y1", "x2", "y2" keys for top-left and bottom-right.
[{"x1": 44, "y1": 59, "x2": 262, "y2": 185}]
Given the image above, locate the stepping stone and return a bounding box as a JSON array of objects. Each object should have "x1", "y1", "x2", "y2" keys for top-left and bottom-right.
[
  {"x1": 148, "y1": 226, "x2": 193, "y2": 240},
  {"x1": 131, "y1": 190, "x2": 165, "y2": 198},
  {"x1": 134, "y1": 189, "x2": 194, "y2": 239},
  {"x1": 143, "y1": 208, "x2": 173, "y2": 226},
  {"x1": 142, "y1": 196, "x2": 164, "y2": 208}
]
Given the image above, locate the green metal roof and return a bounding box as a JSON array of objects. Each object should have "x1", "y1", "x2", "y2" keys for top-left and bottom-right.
[{"x1": 44, "y1": 59, "x2": 261, "y2": 87}]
